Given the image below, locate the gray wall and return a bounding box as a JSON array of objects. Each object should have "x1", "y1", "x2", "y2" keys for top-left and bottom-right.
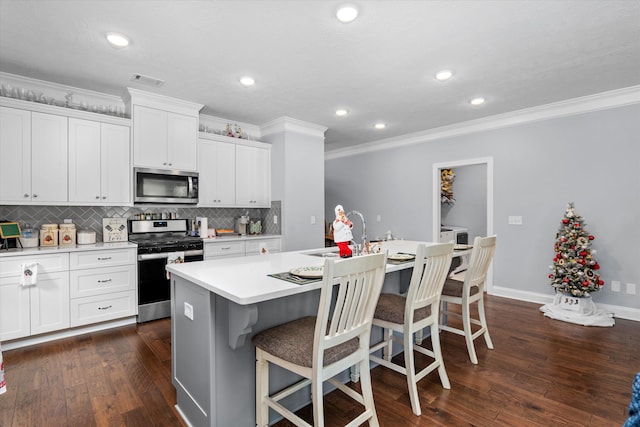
[{"x1": 326, "y1": 103, "x2": 640, "y2": 312}]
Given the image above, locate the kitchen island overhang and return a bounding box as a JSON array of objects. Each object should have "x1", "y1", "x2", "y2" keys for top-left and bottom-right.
[{"x1": 166, "y1": 241, "x2": 470, "y2": 427}]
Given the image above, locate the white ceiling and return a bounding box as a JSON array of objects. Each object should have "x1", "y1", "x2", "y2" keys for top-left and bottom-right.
[{"x1": 1, "y1": 0, "x2": 639, "y2": 152}]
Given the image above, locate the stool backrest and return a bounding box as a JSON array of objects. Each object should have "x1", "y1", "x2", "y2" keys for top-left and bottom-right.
[
  {"x1": 405, "y1": 243, "x2": 454, "y2": 321},
  {"x1": 314, "y1": 252, "x2": 387, "y2": 367},
  {"x1": 465, "y1": 235, "x2": 497, "y2": 292}
]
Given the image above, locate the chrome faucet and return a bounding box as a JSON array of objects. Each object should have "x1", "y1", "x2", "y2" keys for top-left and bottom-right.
[{"x1": 346, "y1": 210, "x2": 367, "y2": 255}]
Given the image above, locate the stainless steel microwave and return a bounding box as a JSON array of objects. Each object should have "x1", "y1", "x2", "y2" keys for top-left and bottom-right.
[{"x1": 134, "y1": 168, "x2": 199, "y2": 204}]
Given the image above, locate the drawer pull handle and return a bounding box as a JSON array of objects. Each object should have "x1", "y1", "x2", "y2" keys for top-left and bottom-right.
[
  {"x1": 98, "y1": 305, "x2": 113, "y2": 310},
  {"x1": 221, "y1": 247, "x2": 231, "y2": 250},
  {"x1": 97, "y1": 257, "x2": 112, "y2": 261},
  {"x1": 97, "y1": 279, "x2": 113, "y2": 283}
]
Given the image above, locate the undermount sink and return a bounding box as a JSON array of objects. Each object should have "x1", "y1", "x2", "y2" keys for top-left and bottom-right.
[{"x1": 304, "y1": 249, "x2": 341, "y2": 258}]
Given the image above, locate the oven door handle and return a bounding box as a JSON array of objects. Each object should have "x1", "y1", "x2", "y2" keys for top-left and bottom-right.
[{"x1": 137, "y1": 249, "x2": 204, "y2": 261}]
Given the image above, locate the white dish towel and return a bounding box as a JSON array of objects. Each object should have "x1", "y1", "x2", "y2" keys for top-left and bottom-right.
[
  {"x1": 166, "y1": 251, "x2": 185, "y2": 279},
  {"x1": 20, "y1": 262, "x2": 38, "y2": 286}
]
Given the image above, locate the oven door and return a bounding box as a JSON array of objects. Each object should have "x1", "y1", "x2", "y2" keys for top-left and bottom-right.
[{"x1": 137, "y1": 250, "x2": 203, "y2": 322}]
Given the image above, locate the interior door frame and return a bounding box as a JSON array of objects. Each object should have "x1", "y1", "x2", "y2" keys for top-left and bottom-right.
[{"x1": 432, "y1": 156, "x2": 495, "y2": 291}]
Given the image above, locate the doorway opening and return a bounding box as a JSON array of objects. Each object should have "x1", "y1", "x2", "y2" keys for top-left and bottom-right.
[{"x1": 432, "y1": 157, "x2": 494, "y2": 290}]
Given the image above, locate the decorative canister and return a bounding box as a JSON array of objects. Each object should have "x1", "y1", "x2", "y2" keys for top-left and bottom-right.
[
  {"x1": 59, "y1": 223, "x2": 76, "y2": 246},
  {"x1": 40, "y1": 224, "x2": 59, "y2": 246}
]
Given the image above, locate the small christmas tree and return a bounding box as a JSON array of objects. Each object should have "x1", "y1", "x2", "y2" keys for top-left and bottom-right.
[{"x1": 548, "y1": 202, "x2": 604, "y2": 297}]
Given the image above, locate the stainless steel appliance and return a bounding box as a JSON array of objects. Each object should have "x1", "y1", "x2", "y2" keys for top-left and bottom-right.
[
  {"x1": 134, "y1": 167, "x2": 199, "y2": 204},
  {"x1": 129, "y1": 219, "x2": 203, "y2": 322}
]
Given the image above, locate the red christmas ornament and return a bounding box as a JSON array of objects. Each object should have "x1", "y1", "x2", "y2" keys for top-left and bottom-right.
[
  {"x1": 588, "y1": 235, "x2": 595, "y2": 240},
  {"x1": 562, "y1": 219, "x2": 569, "y2": 224},
  {"x1": 563, "y1": 278, "x2": 569, "y2": 283},
  {"x1": 579, "y1": 251, "x2": 587, "y2": 257},
  {"x1": 598, "y1": 280, "x2": 604, "y2": 285},
  {"x1": 574, "y1": 223, "x2": 581, "y2": 228},
  {"x1": 582, "y1": 281, "x2": 590, "y2": 287},
  {"x1": 548, "y1": 274, "x2": 554, "y2": 279}
]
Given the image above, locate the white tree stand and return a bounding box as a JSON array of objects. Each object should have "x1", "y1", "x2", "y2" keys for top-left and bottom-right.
[{"x1": 540, "y1": 293, "x2": 614, "y2": 327}]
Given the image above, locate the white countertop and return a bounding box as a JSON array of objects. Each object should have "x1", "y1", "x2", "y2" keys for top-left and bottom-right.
[
  {"x1": 166, "y1": 240, "x2": 469, "y2": 306},
  {"x1": 0, "y1": 241, "x2": 137, "y2": 258}
]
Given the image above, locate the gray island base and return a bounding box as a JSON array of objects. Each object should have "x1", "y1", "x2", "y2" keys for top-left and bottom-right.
[{"x1": 167, "y1": 242, "x2": 470, "y2": 426}]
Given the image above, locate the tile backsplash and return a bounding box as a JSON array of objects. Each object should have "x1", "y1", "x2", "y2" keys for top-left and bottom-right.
[{"x1": 0, "y1": 201, "x2": 281, "y2": 241}]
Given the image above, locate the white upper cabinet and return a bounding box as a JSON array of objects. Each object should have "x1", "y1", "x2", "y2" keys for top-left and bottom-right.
[
  {"x1": 167, "y1": 112, "x2": 198, "y2": 171},
  {"x1": 132, "y1": 105, "x2": 198, "y2": 171},
  {"x1": 31, "y1": 112, "x2": 68, "y2": 202},
  {"x1": 198, "y1": 138, "x2": 236, "y2": 206},
  {"x1": 126, "y1": 88, "x2": 203, "y2": 172},
  {"x1": 236, "y1": 144, "x2": 271, "y2": 207},
  {"x1": 68, "y1": 118, "x2": 130, "y2": 204},
  {"x1": 0, "y1": 106, "x2": 31, "y2": 203},
  {"x1": 0, "y1": 107, "x2": 67, "y2": 204}
]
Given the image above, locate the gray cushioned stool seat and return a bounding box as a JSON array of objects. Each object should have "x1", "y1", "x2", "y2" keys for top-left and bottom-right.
[
  {"x1": 253, "y1": 316, "x2": 359, "y2": 368},
  {"x1": 374, "y1": 294, "x2": 430, "y2": 324}
]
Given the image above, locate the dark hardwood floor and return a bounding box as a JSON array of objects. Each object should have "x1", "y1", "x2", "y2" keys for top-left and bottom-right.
[{"x1": 1, "y1": 295, "x2": 637, "y2": 426}]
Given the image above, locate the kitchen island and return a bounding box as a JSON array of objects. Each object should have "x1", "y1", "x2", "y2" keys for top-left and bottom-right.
[{"x1": 166, "y1": 241, "x2": 469, "y2": 427}]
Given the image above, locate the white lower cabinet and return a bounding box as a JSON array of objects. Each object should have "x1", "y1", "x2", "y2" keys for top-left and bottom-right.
[
  {"x1": 205, "y1": 240, "x2": 246, "y2": 259},
  {"x1": 204, "y1": 237, "x2": 281, "y2": 260},
  {"x1": 0, "y1": 247, "x2": 137, "y2": 343},
  {"x1": 0, "y1": 253, "x2": 70, "y2": 341},
  {"x1": 245, "y1": 238, "x2": 281, "y2": 255},
  {"x1": 69, "y1": 248, "x2": 136, "y2": 327}
]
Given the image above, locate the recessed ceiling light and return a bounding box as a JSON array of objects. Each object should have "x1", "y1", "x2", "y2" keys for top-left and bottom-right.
[
  {"x1": 105, "y1": 33, "x2": 130, "y2": 48},
  {"x1": 435, "y1": 70, "x2": 454, "y2": 81},
  {"x1": 470, "y1": 97, "x2": 486, "y2": 106},
  {"x1": 335, "y1": 109, "x2": 348, "y2": 116},
  {"x1": 336, "y1": 5, "x2": 358, "y2": 23},
  {"x1": 239, "y1": 76, "x2": 255, "y2": 87},
  {"x1": 374, "y1": 123, "x2": 386, "y2": 130}
]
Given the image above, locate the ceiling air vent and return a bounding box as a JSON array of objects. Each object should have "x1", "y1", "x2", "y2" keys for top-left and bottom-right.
[{"x1": 130, "y1": 74, "x2": 165, "y2": 87}]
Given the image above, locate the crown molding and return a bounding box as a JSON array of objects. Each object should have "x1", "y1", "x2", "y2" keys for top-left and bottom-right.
[
  {"x1": 260, "y1": 116, "x2": 327, "y2": 139},
  {"x1": 325, "y1": 85, "x2": 640, "y2": 160},
  {"x1": 123, "y1": 87, "x2": 203, "y2": 116}
]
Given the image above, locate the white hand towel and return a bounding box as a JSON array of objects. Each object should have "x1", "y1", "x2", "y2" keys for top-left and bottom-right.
[
  {"x1": 20, "y1": 262, "x2": 38, "y2": 286},
  {"x1": 166, "y1": 251, "x2": 185, "y2": 279}
]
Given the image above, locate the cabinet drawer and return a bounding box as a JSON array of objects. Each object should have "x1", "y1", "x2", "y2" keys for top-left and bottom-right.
[
  {"x1": 70, "y1": 290, "x2": 136, "y2": 327},
  {"x1": 70, "y1": 265, "x2": 136, "y2": 298},
  {"x1": 205, "y1": 241, "x2": 245, "y2": 258},
  {"x1": 69, "y1": 248, "x2": 135, "y2": 269},
  {"x1": 0, "y1": 253, "x2": 69, "y2": 278},
  {"x1": 246, "y1": 239, "x2": 281, "y2": 255}
]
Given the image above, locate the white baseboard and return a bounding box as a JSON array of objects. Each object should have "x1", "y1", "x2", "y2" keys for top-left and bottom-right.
[
  {"x1": 2, "y1": 316, "x2": 137, "y2": 351},
  {"x1": 490, "y1": 286, "x2": 640, "y2": 322}
]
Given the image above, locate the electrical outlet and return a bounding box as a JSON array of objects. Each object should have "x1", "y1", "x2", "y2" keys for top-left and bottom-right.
[
  {"x1": 64, "y1": 218, "x2": 73, "y2": 224},
  {"x1": 611, "y1": 280, "x2": 621, "y2": 292},
  {"x1": 376, "y1": 214, "x2": 381, "y2": 222},
  {"x1": 273, "y1": 215, "x2": 278, "y2": 225},
  {"x1": 508, "y1": 216, "x2": 523, "y2": 225},
  {"x1": 626, "y1": 283, "x2": 637, "y2": 295},
  {"x1": 184, "y1": 302, "x2": 194, "y2": 320},
  {"x1": 310, "y1": 215, "x2": 316, "y2": 225}
]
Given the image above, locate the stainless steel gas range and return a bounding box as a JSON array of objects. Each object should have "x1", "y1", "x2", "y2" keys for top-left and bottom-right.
[{"x1": 128, "y1": 219, "x2": 204, "y2": 323}]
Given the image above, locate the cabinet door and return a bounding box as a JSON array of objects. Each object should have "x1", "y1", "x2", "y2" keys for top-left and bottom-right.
[
  {"x1": 198, "y1": 140, "x2": 236, "y2": 206},
  {"x1": 31, "y1": 112, "x2": 68, "y2": 202},
  {"x1": 101, "y1": 123, "x2": 130, "y2": 204},
  {"x1": 167, "y1": 112, "x2": 197, "y2": 171},
  {"x1": 0, "y1": 276, "x2": 31, "y2": 341},
  {"x1": 0, "y1": 106, "x2": 31, "y2": 203},
  {"x1": 68, "y1": 118, "x2": 101, "y2": 202},
  {"x1": 236, "y1": 145, "x2": 271, "y2": 207},
  {"x1": 133, "y1": 105, "x2": 168, "y2": 168},
  {"x1": 29, "y1": 271, "x2": 70, "y2": 335}
]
